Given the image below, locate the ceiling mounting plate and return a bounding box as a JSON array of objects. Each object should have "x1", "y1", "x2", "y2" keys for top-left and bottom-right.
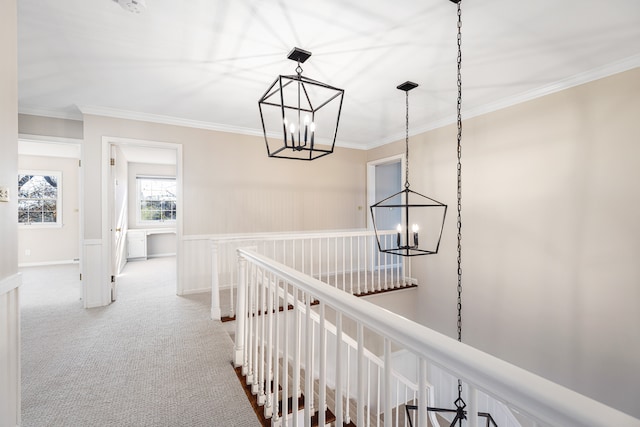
[
  {"x1": 287, "y1": 47, "x2": 312, "y2": 63},
  {"x1": 397, "y1": 81, "x2": 419, "y2": 92}
]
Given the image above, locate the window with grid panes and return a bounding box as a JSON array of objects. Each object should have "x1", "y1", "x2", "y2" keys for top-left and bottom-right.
[
  {"x1": 136, "y1": 176, "x2": 176, "y2": 224},
  {"x1": 18, "y1": 171, "x2": 62, "y2": 227}
]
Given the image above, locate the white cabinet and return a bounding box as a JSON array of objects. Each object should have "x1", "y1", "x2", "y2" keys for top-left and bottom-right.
[{"x1": 127, "y1": 230, "x2": 147, "y2": 260}]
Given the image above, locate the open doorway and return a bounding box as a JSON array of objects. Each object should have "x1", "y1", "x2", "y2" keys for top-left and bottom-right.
[
  {"x1": 367, "y1": 154, "x2": 404, "y2": 270},
  {"x1": 103, "y1": 137, "x2": 182, "y2": 301},
  {"x1": 367, "y1": 154, "x2": 404, "y2": 230},
  {"x1": 17, "y1": 137, "x2": 82, "y2": 271}
]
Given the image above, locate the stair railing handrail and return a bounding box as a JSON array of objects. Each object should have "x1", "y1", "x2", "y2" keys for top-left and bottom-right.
[
  {"x1": 235, "y1": 247, "x2": 640, "y2": 427},
  {"x1": 211, "y1": 228, "x2": 407, "y2": 320}
]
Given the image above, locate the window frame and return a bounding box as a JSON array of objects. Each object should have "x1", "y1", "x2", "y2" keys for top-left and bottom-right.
[
  {"x1": 18, "y1": 169, "x2": 63, "y2": 228},
  {"x1": 135, "y1": 175, "x2": 177, "y2": 226}
]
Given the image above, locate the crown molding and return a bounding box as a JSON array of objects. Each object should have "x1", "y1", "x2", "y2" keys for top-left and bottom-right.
[
  {"x1": 18, "y1": 105, "x2": 83, "y2": 121},
  {"x1": 365, "y1": 54, "x2": 640, "y2": 150},
  {"x1": 19, "y1": 55, "x2": 639, "y2": 152},
  {"x1": 78, "y1": 105, "x2": 267, "y2": 138}
]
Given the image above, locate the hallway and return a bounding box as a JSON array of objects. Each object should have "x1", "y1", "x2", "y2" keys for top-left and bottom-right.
[{"x1": 20, "y1": 257, "x2": 259, "y2": 426}]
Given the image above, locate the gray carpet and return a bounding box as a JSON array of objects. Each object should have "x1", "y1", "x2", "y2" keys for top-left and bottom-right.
[{"x1": 20, "y1": 257, "x2": 260, "y2": 427}]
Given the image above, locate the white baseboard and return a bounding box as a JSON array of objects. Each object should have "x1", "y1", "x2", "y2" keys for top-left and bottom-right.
[
  {"x1": 18, "y1": 259, "x2": 79, "y2": 268},
  {"x1": 182, "y1": 287, "x2": 210, "y2": 295},
  {"x1": 148, "y1": 252, "x2": 177, "y2": 259}
]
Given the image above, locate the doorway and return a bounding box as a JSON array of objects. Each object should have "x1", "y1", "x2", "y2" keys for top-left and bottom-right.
[
  {"x1": 367, "y1": 154, "x2": 404, "y2": 270},
  {"x1": 102, "y1": 137, "x2": 183, "y2": 301},
  {"x1": 367, "y1": 154, "x2": 404, "y2": 230}
]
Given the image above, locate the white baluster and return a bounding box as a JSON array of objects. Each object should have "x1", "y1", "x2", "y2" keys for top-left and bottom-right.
[
  {"x1": 335, "y1": 312, "x2": 343, "y2": 426},
  {"x1": 345, "y1": 346, "x2": 351, "y2": 424},
  {"x1": 258, "y1": 268, "x2": 267, "y2": 405},
  {"x1": 395, "y1": 377, "x2": 399, "y2": 426},
  {"x1": 326, "y1": 237, "x2": 330, "y2": 285},
  {"x1": 234, "y1": 254, "x2": 247, "y2": 368},
  {"x1": 384, "y1": 339, "x2": 392, "y2": 427},
  {"x1": 304, "y1": 293, "x2": 312, "y2": 427},
  {"x1": 357, "y1": 323, "x2": 365, "y2": 427},
  {"x1": 301, "y1": 238, "x2": 306, "y2": 276},
  {"x1": 376, "y1": 364, "x2": 381, "y2": 427},
  {"x1": 264, "y1": 271, "x2": 274, "y2": 417},
  {"x1": 273, "y1": 273, "x2": 281, "y2": 424},
  {"x1": 318, "y1": 302, "x2": 326, "y2": 427},
  {"x1": 247, "y1": 264, "x2": 255, "y2": 385},
  {"x1": 252, "y1": 267, "x2": 260, "y2": 395},
  {"x1": 342, "y1": 237, "x2": 346, "y2": 292},
  {"x1": 293, "y1": 287, "x2": 300, "y2": 427},
  {"x1": 318, "y1": 238, "x2": 322, "y2": 283},
  {"x1": 349, "y1": 236, "x2": 354, "y2": 295},
  {"x1": 396, "y1": 253, "x2": 401, "y2": 287},
  {"x1": 364, "y1": 235, "x2": 369, "y2": 294},
  {"x1": 309, "y1": 239, "x2": 315, "y2": 277},
  {"x1": 468, "y1": 384, "x2": 479, "y2": 427},
  {"x1": 377, "y1": 239, "x2": 381, "y2": 292},
  {"x1": 418, "y1": 358, "x2": 428, "y2": 427},
  {"x1": 334, "y1": 237, "x2": 338, "y2": 289},
  {"x1": 384, "y1": 237, "x2": 389, "y2": 290},
  {"x1": 292, "y1": 239, "x2": 296, "y2": 271},
  {"x1": 282, "y1": 282, "x2": 289, "y2": 427}
]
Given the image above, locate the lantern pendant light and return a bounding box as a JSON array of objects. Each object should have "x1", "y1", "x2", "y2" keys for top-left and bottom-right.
[
  {"x1": 258, "y1": 47, "x2": 345, "y2": 161},
  {"x1": 369, "y1": 82, "x2": 447, "y2": 257}
]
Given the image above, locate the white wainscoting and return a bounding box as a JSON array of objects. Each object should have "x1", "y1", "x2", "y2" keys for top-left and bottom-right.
[
  {"x1": 0, "y1": 273, "x2": 21, "y2": 427},
  {"x1": 82, "y1": 239, "x2": 109, "y2": 308},
  {"x1": 181, "y1": 236, "x2": 212, "y2": 295}
]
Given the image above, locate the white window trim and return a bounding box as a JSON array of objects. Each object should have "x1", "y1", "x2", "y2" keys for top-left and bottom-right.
[
  {"x1": 135, "y1": 175, "x2": 177, "y2": 227},
  {"x1": 18, "y1": 169, "x2": 63, "y2": 229}
]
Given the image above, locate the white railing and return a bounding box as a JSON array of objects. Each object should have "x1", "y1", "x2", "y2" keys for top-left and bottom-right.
[
  {"x1": 234, "y1": 248, "x2": 640, "y2": 427},
  {"x1": 211, "y1": 229, "x2": 411, "y2": 320}
]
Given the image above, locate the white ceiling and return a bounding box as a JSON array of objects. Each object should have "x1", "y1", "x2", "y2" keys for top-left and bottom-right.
[{"x1": 17, "y1": 0, "x2": 640, "y2": 150}]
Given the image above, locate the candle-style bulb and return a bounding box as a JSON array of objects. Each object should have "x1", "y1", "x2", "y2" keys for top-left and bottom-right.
[
  {"x1": 304, "y1": 116, "x2": 309, "y2": 143},
  {"x1": 283, "y1": 118, "x2": 289, "y2": 146},
  {"x1": 412, "y1": 224, "x2": 419, "y2": 233},
  {"x1": 310, "y1": 121, "x2": 316, "y2": 146}
]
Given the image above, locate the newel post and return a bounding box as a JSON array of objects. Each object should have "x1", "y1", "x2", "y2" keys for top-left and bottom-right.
[
  {"x1": 234, "y1": 252, "x2": 247, "y2": 367},
  {"x1": 210, "y1": 241, "x2": 221, "y2": 320}
]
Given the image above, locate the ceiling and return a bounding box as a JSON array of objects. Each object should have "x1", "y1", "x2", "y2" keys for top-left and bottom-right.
[{"x1": 17, "y1": 0, "x2": 640, "y2": 150}]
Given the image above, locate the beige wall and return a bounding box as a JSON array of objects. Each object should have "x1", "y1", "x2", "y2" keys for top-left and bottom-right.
[
  {"x1": 368, "y1": 67, "x2": 640, "y2": 418},
  {"x1": 0, "y1": 1, "x2": 20, "y2": 425},
  {"x1": 83, "y1": 115, "x2": 368, "y2": 238},
  {"x1": 18, "y1": 113, "x2": 83, "y2": 139},
  {"x1": 18, "y1": 155, "x2": 80, "y2": 265}
]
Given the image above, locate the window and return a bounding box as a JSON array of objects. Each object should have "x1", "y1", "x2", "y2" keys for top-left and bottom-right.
[
  {"x1": 136, "y1": 176, "x2": 176, "y2": 224},
  {"x1": 18, "y1": 171, "x2": 62, "y2": 226}
]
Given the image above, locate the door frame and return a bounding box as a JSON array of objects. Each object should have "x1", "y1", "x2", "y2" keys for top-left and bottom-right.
[
  {"x1": 366, "y1": 153, "x2": 405, "y2": 229},
  {"x1": 101, "y1": 136, "x2": 184, "y2": 298}
]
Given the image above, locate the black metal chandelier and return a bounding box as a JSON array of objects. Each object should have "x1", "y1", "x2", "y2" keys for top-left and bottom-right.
[
  {"x1": 369, "y1": 81, "x2": 447, "y2": 257},
  {"x1": 258, "y1": 47, "x2": 345, "y2": 161}
]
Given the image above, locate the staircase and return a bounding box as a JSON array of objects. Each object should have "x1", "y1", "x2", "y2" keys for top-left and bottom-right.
[{"x1": 231, "y1": 248, "x2": 640, "y2": 427}]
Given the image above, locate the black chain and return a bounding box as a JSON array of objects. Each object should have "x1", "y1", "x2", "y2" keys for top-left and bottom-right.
[
  {"x1": 455, "y1": 0, "x2": 464, "y2": 403},
  {"x1": 404, "y1": 90, "x2": 410, "y2": 189}
]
